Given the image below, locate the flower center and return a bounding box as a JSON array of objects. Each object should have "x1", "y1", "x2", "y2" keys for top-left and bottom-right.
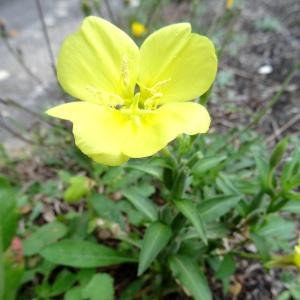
[{"x1": 86, "y1": 55, "x2": 171, "y2": 117}]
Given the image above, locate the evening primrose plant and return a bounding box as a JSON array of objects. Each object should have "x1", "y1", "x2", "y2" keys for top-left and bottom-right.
[
  {"x1": 27, "y1": 15, "x2": 300, "y2": 300},
  {"x1": 46, "y1": 16, "x2": 217, "y2": 166}
]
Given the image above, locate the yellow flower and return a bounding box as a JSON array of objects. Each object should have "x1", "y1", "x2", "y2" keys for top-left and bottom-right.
[
  {"x1": 131, "y1": 21, "x2": 147, "y2": 38},
  {"x1": 226, "y1": 0, "x2": 234, "y2": 9},
  {"x1": 46, "y1": 17, "x2": 217, "y2": 166}
]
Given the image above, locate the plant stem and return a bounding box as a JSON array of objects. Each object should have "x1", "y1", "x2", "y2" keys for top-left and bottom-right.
[
  {"x1": 162, "y1": 147, "x2": 178, "y2": 168},
  {"x1": 35, "y1": 0, "x2": 56, "y2": 75},
  {"x1": 103, "y1": 0, "x2": 117, "y2": 24},
  {"x1": 145, "y1": 0, "x2": 161, "y2": 28},
  {"x1": 1, "y1": 34, "x2": 47, "y2": 89},
  {"x1": 0, "y1": 118, "x2": 37, "y2": 145},
  {"x1": 0, "y1": 97, "x2": 54, "y2": 126}
]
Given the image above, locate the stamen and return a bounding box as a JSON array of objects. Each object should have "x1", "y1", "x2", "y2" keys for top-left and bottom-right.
[
  {"x1": 144, "y1": 93, "x2": 162, "y2": 110},
  {"x1": 86, "y1": 86, "x2": 124, "y2": 107},
  {"x1": 130, "y1": 92, "x2": 141, "y2": 113},
  {"x1": 149, "y1": 78, "x2": 171, "y2": 94},
  {"x1": 121, "y1": 55, "x2": 130, "y2": 88},
  {"x1": 139, "y1": 78, "x2": 171, "y2": 110}
]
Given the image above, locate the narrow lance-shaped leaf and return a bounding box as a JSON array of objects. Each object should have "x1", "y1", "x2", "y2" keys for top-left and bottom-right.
[
  {"x1": 0, "y1": 178, "x2": 19, "y2": 250},
  {"x1": 122, "y1": 188, "x2": 158, "y2": 222},
  {"x1": 198, "y1": 194, "x2": 242, "y2": 222},
  {"x1": 41, "y1": 240, "x2": 136, "y2": 268},
  {"x1": 82, "y1": 273, "x2": 114, "y2": 300},
  {"x1": 138, "y1": 222, "x2": 172, "y2": 275},
  {"x1": 269, "y1": 137, "x2": 289, "y2": 171},
  {"x1": 192, "y1": 155, "x2": 227, "y2": 176},
  {"x1": 174, "y1": 199, "x2": 207, "y2": 244},
  {"x1": 254, "y1": 154, "x2": 271, "y2": 192},
  {"x1": 250, "y1": 233, "x2": 270, "y2": 262},
  {"x1": 169, "y1": 255, "x2": 212, "y2": 300},
  {"x1": 23, "y1": 222, "x2": 68, "y2": 256},
  {"x1": 50, "y1": 269, "x2": 77, "y2": 297},
  {"x1": 64, "y1": 287, "x2": 82, "y2": 300}
]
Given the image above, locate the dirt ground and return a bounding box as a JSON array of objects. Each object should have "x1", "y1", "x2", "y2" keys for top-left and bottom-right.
[{"x1": 163, "y1": 0, "x2": 300, "y2": 143}]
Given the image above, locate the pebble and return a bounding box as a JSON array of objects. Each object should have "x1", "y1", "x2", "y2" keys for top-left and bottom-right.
[
  {"x1": 0, "y1": 69, "x2": 10, "y2": 81},
  {"x1": 258, "y1": 64, "x2": 273, "y2": 75}
]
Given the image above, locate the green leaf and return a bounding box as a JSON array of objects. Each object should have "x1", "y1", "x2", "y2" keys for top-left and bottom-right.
[
  {"x1": 0, "y1": 178, "x2": 19, "y2": 250},
  {"x1": 116, "y1": 201, "x2": 144, "y2": 226},
  {"x1": 82, "y1": 273, "x2": 114, "y2": 300},
  {"x1": 276, "y1": 291, "x2": 291, "y2": 300},
  {"x1": 284, "y1": 191, "x2": 300, "y2": 201},
  {"x1": 0, "y1": 232, "x2": 3, "y2": 300},
  {"x1": 3, "y1": 248, "x2": 24, "y2": 300},
  {"x1": 198, "y1": 195, "x2": 242, "y2": 222},
  {"x1": 269, "y1": 137, "x2": 288, "y2": 171},
  {"x1": 77, "y1": 268, "x2": 96, "y2": 286},
  {"x1": 50, "y1": 269, "x2": 77, "y2": 296},
  {"x1": 178, "y1": 240, "x2": 205, "y2": 257},
  {"x1": 282, "y1": 200, "x2": 300, "y2": 213},
  {"x1": 122, "y1": 188, "x2": 158, "y2": 222},
  {"x1": 205, "y1": 223, "x2": 229, "y2": 239},
  {"x1": 119, "y1": 278, "x2": 143, "y2": 300},
  {"x1": 88, "y1": 194, "x2": 126, "y2": 229},
  {"x1": 215, "y1": 173, "x2": 241, "y2": 195},
  {"x1": 64, "y1": 175, "x2": 92, "y2": 203},
  {"x1": 255, "y1": 155, "x2": 271, "y2": 192},
  {"x1": 64, "y1": 287, "x2": 82, "y2": 300},
  {"x1": 41, "y1": 240, "x2": 136, "y2": 268},
  {"x1": 174, "y1": 200, "x2": 207, "y2": 244},
  {"x1": 256, "y1": 215, "x2": 295, "y2": 240},
  {"x1": 281, "y1": 150, "x2": 300, "y2": 191},
  {"x1": 192, "y1": 156, "x2": 227, "y2": 176},
  {"x1": 290, "y1": 286, "x2": 300, "y2": 300},
  {"x1": 125, "y1": 162, "x2": 162, "y2": 180},
  {"x1": 23, "y1": 222, "x2": 68, "y2": 256},
  {"x1": 138, "y1": 222, "x2": 172, "y2": 275},
  {"x1": 169, "y1": 255, "x2": 212, "y2": 300},
  {"x1": 250, "y1": 233, "x2": 270, "y2": 261},
  {"x1": 215, "y1": 254, "x2": 235, "y2": 280}
]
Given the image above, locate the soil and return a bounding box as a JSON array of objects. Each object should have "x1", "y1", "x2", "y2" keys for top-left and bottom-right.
[{"x1": 163, "y1": 0, "x2": 300, "y2": 143}]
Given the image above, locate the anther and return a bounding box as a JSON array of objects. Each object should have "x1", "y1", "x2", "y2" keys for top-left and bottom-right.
[{"x1": 121, "y1": 55, "x2": 130, "y2": 87}]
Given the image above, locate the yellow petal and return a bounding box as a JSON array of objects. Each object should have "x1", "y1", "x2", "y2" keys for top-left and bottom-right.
[
  {"x1": 46, "y1": 101, "x2": 210, "y2": 163},
  {"x1": 156, "y1": 102, "x2": 211, "y2": 135},
  {"x1": 139, "y1": 23, "x2": 217, "y2": 103},
  {"x1": 90, "y1": 153, "x2": 129, "y2": 166},
  {"x1": 46, "y1": 102, "x2": 129, "y2": 166},
  {"x1": 57, "y1": 16, "x2": 139, "y2": 104},
  {"x1": 122, "y1": 102, "x2": 210, "y2": 158}
]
